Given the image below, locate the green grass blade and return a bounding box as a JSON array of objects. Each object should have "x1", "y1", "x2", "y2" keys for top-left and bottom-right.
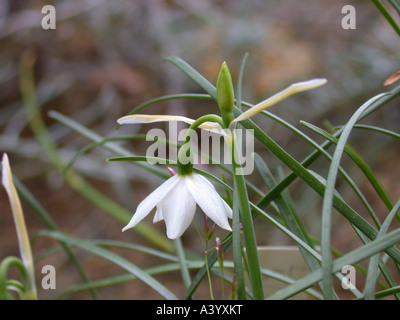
[
  {"x1": 267, "y1": 227, "x2": 400, "y2": 300},
  {"x1": 349, "y1": 124, "x2": 400, "y2": 140},
  {"x1": 174, "y1": 238, "x2": 191, "y2": 291},
  {"x1": 319, "y1": 93, "x2": 388, "y2": 299},
  {"x1": 38, "y1": 230, "x2": 178, "y2": 300},
  {"x1": 166, "y1": 56, "x2": 217, "y2": 99},
  {"x1": 250, "y1": 106, "x2": 381, "y2": 229},
  {"x1": 372, "y1": 0, "x2": 400, "y2": 36},
  {"x1": 254, "y1": 154, "x2": 321, "y2": 268},
  {"x1": 48, "y1": 111, "x2": 170, "y2": 180},
  {"x1": 375, "y1": 285, "x2": 400, "y2": 299},
  {"x1": 301, "y1": 121, "x2": 395, "y2": 216},
  {"x1": 236, "y1": 53, "x2": 249, "y2": 112},
  {"x1": 89, "y1": 239, "x2": 178, "y2": 262},
  {"x1": 238, "y1": 114, "x2": 400, "y2": 265},
  {"x1": 389, "y1": 0, "x2": 400, "y2": 13},
  {"x1": 364, "y1": 200, "x2": 400, "y2": 299}
]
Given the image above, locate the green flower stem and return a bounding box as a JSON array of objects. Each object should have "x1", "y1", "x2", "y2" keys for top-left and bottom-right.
[
  {"x1": 232, "y1": 186, "x2": 246, "y2": 299},
  {"x1": 187, "y1": 114, "x2": 226, "y2": 133},
  {"x1": 232, "y1": 140, "x2": 264, "y2": 300},
  {"x1": 177, "y1": 114, "x2": 225, "y2": 175}
]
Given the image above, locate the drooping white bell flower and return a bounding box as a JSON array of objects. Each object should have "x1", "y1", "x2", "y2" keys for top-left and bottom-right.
[{"x1": 122, "y1": 172, "x2": 232, "y2": 239}]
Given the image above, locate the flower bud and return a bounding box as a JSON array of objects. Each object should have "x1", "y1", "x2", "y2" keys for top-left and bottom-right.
[{"x1": 216, "y1": 62, "x2": 235, "y2": 126}]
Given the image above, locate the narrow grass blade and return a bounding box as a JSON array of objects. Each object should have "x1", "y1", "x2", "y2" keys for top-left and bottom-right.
[
  {"x1": 349, "y1": 124, "x2": 400, "y2": 140},
  {"x1": 174, "y1": 238, "x2": 191, "y2": 290},
  {"x1": 232, "y1": 186, "x2": 246, "y2": 299},
  {"x1": 301, "y1": 121, "x2": 395, "y2": 216},
  {"x1": 372, "y1": 0, "x2": 400, "y2": 36},
  {"x1": 254, "y1": 154, "x2": 319, "y2": 265},
  {"x1": 267, "y1": 227, "x2": 400, "y2": 300},
  {"x1": 319, "y1": 93, "x2": 388, "y2": 299},
  {"x1": 364, "y1": 200, "x2": 400, "y2": 299},
  {"x1": 236, "y1": 53, "x2": 249, "y2": 112},
  {"x1": 38, "y1": 230, "x2": 178, "y2": 300},
  {"x1": 166, "y1": 56, "x2": 217, "y2": 99},
  {"x1": 389, "y1": 0, "x2": 400, "y2": 13}
]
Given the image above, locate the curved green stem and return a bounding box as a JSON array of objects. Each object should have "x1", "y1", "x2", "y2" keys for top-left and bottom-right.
[
  {"x1": 0, "y1": 257, "x2": 27, "y2": 300},
  {"x1": 177, "y1": 114, "x2": 225, "y2": 175}
]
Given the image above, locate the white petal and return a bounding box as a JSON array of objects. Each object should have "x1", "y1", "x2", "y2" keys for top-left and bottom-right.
[
  {"x1": 118, "y1": 115, "x2": 227, "y2": 135},
  {"x1": 153, "y1": 204, "x2": 163, "y2": 223},
  {"x1": 233, "y1": 78, "x2": 327, "y2": 123},
  {"x1": 117, "y1": 114, "x2": 197, "y2": 126},
  {"x1": 222, "y1": 199, "x2": 233, "y2": 219},
  {"x1": 185, "y1": 174, "x2": 232, "y2": 231},
  {"x1": 161, "y1": 181, "x2": 196, "y2": 239},
  {"x1": 192, "y1": 174, "x2": 233, "y2": 219},
  {"x1": 122, "y1": 175, "x2": 180, "y2": 231}
]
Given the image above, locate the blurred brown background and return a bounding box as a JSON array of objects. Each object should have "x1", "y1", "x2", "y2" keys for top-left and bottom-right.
[{"x1": 0, "y1": 0, "x2": 399, "y2": 299}]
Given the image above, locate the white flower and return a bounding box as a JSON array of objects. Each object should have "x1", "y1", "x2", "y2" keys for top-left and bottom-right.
[{"x1": 122, "y1": 172, "x2": 232, "y2": 239}]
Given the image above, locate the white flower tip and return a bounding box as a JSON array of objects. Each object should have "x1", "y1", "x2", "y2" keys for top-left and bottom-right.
[
  {"x1": 121, "y1": 222, "x2": 135, "y2": 232},
  {"x1": 291, "y1": 78, "x2": 327, "y2": 92},
  {"x1": 1, "y1": 153, "x2": 10, "y2": 190},
  {"x1": 117, "y1": 116, "x2": 132, "y2": 125},
  {"x1": 224, "y1": 224, "x2": 232, "y2": 232}
]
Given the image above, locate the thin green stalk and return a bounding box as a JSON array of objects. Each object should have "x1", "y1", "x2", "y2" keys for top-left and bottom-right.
[
  {"x1": 204, "y1": 243, "x2": 214, "y2": 300},
  {"x1": 232, "y1": 186, "x2": 246, "y2": 299},
  {"x1": 389, "y1": 0, "x2": 400, "y2": 13},
  {"x1": 39, "y1": 230, "x2": 178, "y2": 300},
  {"x1": 364, "y1": 200, "x2": 400, "y2": 299},
  {"x1": 232, "y1": 142, "x2": 264, "y2": 300},
  {"x1": 236, "y1": 53, "x2": 249, "y2": 112},
  {"x1": 375, "y1": 286, "x2": 400, "y2": 299},
  {"x1": 301, "y1": 121, "x2": 396, "y2": 220},
  {"x1": 268, "y1": 227, "x2": 400, "y2": 300},
  {"x1": 0, "y1": 257, "x2": 26, "y2": 300},
  {"x1": 319, "y1": 93, "x2": 388, "y2": 299}
]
